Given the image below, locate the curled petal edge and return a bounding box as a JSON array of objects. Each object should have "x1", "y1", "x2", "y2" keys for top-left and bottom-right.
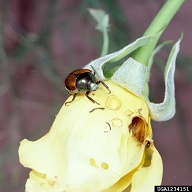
[{"x1": 147, "y1": 35, "x2": 182, "y2": 121}]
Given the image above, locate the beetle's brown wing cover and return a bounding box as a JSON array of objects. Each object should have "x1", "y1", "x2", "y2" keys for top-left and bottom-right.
[
  {"x1": 65, "y1": 73, "x2": 77, "y2": 91},
  {"x1": 65, "y1": 69, "x2": 92, "y2": 91},
  {"x1": 72, "y1": 69, "x2": 92, "y2": 75}
]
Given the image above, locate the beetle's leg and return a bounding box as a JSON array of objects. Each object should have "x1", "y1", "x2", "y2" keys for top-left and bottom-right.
[
  {"x1": 65, "y1": 93, "x2": 78, "y2": 105},
  {"x1": 97, "y1": 81, "x2": 111, "y2": 94},
  {"x1": 86, "y1": 91, "x2": 100, "y2": 105}
]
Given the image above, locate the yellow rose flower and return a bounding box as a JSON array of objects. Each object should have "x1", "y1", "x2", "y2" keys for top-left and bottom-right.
[
  {"x1": 18, "y1": 3, "x2": 183, "y2": 190},
  {"x1": 19, "y1": 80, "x2": 162, "y2": 192},
  {"x1": 19, "y1": 29, "x2": 182, "y2": 192}
]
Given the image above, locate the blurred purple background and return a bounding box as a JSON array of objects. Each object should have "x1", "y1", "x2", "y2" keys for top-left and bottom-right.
[{"x1": 0, "y1": 0, "x2": 192, "y2": 191}]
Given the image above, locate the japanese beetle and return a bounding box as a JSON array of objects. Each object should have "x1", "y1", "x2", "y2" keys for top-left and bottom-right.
[{"x1": 64, "y1": 67, "x2": 110, "y2": 105}]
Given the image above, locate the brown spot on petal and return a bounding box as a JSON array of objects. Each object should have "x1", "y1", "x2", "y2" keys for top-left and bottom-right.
[
  {"x1": 145, "y1": 141, "x2": 151, "y2": 148},
  {"x1": 105, "y1": 95, "x2": 121, "y2": 110},
  {"x1": 104, "y1": 122, "x2": 111, "y2": 133},
  {"x1": 112, "y1": 118, "x2": 123, "y2": 128},
  {"x1": 101, "y1": 162, "x2": 109, "y2": 170},
  {"x1": 128, "y1": 116, "x2": 148, "y2": 144},
  {"x1": 138, "y1": 108, "x2": 142, "y2": 114},
  {"x1": 89, "y1": 107, "x2": 105, "y2": 113}
]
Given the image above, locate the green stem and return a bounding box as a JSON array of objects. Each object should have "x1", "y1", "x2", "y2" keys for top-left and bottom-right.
[
  {"x1": 132, "y1": 0, "x2": 185, "y2": 66},
  {"x1": 100, "y1": 28, "x2": 109, "y2": 57}
]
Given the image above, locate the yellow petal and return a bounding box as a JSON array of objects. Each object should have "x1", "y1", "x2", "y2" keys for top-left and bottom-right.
[
  {"x1": 101, "y1": 158, "x2": 144, "y2": 192},
  {"x1": 19, "y1": 80, "x2": 152, "y2": 192}
]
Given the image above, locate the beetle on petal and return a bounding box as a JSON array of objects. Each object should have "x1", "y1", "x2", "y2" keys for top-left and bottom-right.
[{"x1": 64, "y1": 67, "x2": 111, "y2": 105}]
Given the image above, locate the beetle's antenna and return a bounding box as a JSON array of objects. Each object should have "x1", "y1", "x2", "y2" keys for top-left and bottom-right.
[
  {"x1": 97, "y1": 81, "x2": 111, "y2": 94},
  {"x1": 90, "y1": 65, "x2": 96, "y2": 76}
]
